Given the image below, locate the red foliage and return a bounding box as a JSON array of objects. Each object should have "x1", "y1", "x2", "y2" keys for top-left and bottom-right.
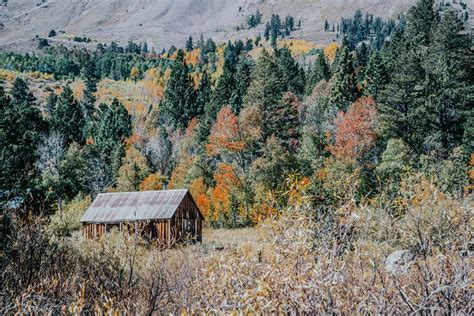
[
  {"x1": 206, "y1": 106, "x2": 245, "y2": 156},
  {"x1": 327, "y1": 97, "x2": 378, "y2": 162}
]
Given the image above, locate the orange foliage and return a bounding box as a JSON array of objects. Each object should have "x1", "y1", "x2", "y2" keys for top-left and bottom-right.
[
  {"x1": 140, "y1": 172, "x2": 166, "y2": 191},
  {"x1": 190, "y1": 177, "x2": 211, "y2": 218},
  {"x1": 185, "y1": 48, "x2": 201, "y2": 67},
  {"x1": 186, "y1": 117, "x2": 199, "y2": 136},
  {"x1": 210, "y1": 164, "x2": 241, "y2": 221},
  {"x1": 327, "y1": 97, "x2": 378, "y2": 162},
  {"x1": 206, "y1": 106, "x2": 245, "y2": 156}
]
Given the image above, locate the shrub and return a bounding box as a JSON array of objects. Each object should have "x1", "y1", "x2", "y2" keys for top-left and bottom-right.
[{"x1": 49, "y1": 194, "x2": 91, "y2": 236}]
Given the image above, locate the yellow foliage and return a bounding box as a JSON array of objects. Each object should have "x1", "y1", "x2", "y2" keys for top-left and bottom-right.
[
  {"x1": 70, "y1": 80, "x2": 85, "y2": 100},
  {"x1": 185, "y1": 48, "x2": 201, "y2": 67},
  {"x1": 130, "y1": 66, "x2": 141, "y2": 81},
  {"x1": 0, "y1": 69, "x2": 17, "y2": 82},
  {"x1": 324, "y1": 43, "x2": 339, "y2": 63},
  {"x1": 140, "y1": 172, "x2": 166, "y2": 191},
  {"x1": 278, "y1": 39, "x2": 319, "y2": 56}
]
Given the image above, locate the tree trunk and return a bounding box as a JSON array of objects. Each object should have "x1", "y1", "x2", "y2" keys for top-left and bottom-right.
[{"x1": 57, "y1": 196, "x2": 62, "y2": 218}]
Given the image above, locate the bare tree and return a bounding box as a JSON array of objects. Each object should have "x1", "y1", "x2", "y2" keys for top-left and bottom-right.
[
  {"x1": 144, "y1": 133, "x2": 172, "y2": 176},
  {"x1": 86, "y1": 157, "x2": 113, "y2": 197},
  {"x1": 35, "y1": 132, "x2": 66, "y2": 214}
]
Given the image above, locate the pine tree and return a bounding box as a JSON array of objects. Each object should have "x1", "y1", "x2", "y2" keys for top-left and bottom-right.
[
  {"x1": 330, "y1": 46, "x2": 357, "y2": 110},
  {"x1": 305, "y1": 50, "x2": 330, "y2": 94},
  {"x1": 196, "y1": 72, "x2": 211, "y2": 118},
  {"x1": 364, "y1": 49, "x2": 388, "y2": 100},
  {"x1": 244, "y1": 49, "x2": 286, "y2": 141},
  {"x1": 211, "y1": 57, "x2": 236, "y2": 110},
  {"x1": 205, "y1": 38, "x2": 216, "y2": 53},
  {"x1": 51, "y1": 86, "x2": 86, "y2": 145},
  {"x1": 264, "y1": 23, "x2": 270, "y2": 41},
  {"x1": 405, "y1": 0, "x2": 435, "y2": 45},
  {"x1": 81, "y1": 61, "x2": 98, "y2": 120},
  {"x1": 356, "y1": 42, "x2": 369, "y2": 68},
  {"x1": 421, "y1": 11, "x2": 473, "y2": 155},
  {"x1": 162, "y1": 50, "x2": 197, "y2": 129},
  {"x1": 275, "y1": 47, "x2": 305, "y2": 95},
  {"x1": 378, "y1": 48, "x2": 425, "y2": 150},
  {"x1": 0, "y1": 79, "x2": 44, "y2": 197},
  {"x1": 141, "y1": 42, "x2": 148, "y2": 54},
  {"x1": 230, "y1": 62, "x2": 252, "y2": 114},
  {"x1": 185, "y1": 36, "x2": 194, "y2": 52},
  {"x1": 45, "y1": 91, "x2": 57, "y2": 117}
]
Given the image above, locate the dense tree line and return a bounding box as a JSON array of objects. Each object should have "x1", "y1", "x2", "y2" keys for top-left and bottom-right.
[{"x1": 0, "y1": 0, "x2": 472, "y2": 231}]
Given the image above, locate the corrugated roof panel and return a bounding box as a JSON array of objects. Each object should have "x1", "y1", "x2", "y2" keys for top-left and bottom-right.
[{"x1": 80, "y1": 189, "x2": 190, "y2": 223}]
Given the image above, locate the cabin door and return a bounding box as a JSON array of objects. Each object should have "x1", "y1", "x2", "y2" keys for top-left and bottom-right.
[{"x1": 184, "y1": 219, "x2": 195, "y2": 239}]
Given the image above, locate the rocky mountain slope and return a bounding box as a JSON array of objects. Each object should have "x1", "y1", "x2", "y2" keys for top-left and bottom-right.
[{"x1": 0, "y1": 0, "x2": 471, "y2": 51}]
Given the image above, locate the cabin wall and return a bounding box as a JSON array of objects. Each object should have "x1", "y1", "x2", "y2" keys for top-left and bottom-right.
[
  {"x1": 82, "y1": 192, "x2": 203, "y2": 244},
  {"x1": 82, "y1": 218, "x2": 202, "y2": 244}
]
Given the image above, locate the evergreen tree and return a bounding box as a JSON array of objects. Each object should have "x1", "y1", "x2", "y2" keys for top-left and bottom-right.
[
  {"x1": 330, "y1": 46, "x2": 357, "y2": 110},
  {"x1": 405, "y1": 0, "x2": 435, "y2": 45},
  {"x1": 275, "y1": 47, "x2": 305, "y2": 95},
  {"x1": 356, "y1": 42, "x2": 369, "y2": 68},
  {"x1": 81, "y1": 61, "x2": 98, "y2": 120},
  {"x1": 264, "y1": 23, "x2": 271, "y2": 41},
  {"x1": 0, "y1": 79, "x2": 44, "y2": 198},
  {"x1": 211, "y1": 57, "x2": 236, "y2": 110},
  {"x1": 230, "y1": 61, "x2": 252, "y2": 114},
  {"x1": 91, "y1": 98, "x2": 131, "y2": 152},
  {"x1": 196, "y1": 72, "x2": 211, "y2": 118},
  {"x1": 162, "y1": 50, "x2": 197, "y2": 129},
  {"x1": 185, "y1": 36, "x2": 194, "y2": 52},
  {"x1": 45, "y1": 91, "x2": 57, "y2": 117},
  {"x1": 244, "y1": 49, "x2": 286, "y2": 141},
  {"x1": 379, "y1": 48, "x2": 425, "y2": 150},
  {"x1": 421, "y1": 11, "x2": 473, "y2": 155},
  {"x1": 50, "y1": 86, "x2": 86, "y2": 145},
  {"x1": 205, "y1": 38, "x2": 216, "y2": 53},
  {"x1": 285, "y1": 15, "x2": 294, "y2": 32},
  {"x1": 305, "y1": 50, "x2": 330, "y2": 94},
  {"x1": 364, "y1": 49, "x2": 388, "y2": 100}
]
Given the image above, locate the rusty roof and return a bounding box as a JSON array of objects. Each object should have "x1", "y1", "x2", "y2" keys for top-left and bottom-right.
[{"x1": 80, "y1": 189, "x2": 192, "y2": 223}]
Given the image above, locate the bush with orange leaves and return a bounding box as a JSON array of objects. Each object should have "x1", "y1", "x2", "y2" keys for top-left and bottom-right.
[
  {"x1": 189, "y1": 177, "x2": 211, "y2": 218},
  {"x1": 209, "y1": 163, "x2": 242, "y2": 223}
]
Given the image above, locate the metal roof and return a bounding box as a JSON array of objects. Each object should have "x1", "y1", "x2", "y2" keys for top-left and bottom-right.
[{"x1": 80, "y1": 189, "x2": 190, "y2": 223}]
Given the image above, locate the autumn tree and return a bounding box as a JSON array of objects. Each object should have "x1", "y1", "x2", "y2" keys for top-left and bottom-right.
[
  {"x1": 116, "y1": 147, "x2": 151, "y2": 192},
  {"x1": 327, "y1": 97, "x2": 377, "y2": 162},
  {"x1": 210, "y1": 163, "x2": 242, "y2": 227},
  {"x1": 207, "y1": 106, "x2": 247, "y2": 171}
]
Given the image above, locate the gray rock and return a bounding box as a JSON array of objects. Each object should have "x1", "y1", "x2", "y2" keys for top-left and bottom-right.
[{"x1": 385, "y1": 250, "x2": 415, "y2": 274}]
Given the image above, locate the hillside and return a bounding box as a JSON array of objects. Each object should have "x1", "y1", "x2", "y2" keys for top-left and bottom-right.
[{"x1": 0, "y1": 0, "x2": 424, "y2": 51}]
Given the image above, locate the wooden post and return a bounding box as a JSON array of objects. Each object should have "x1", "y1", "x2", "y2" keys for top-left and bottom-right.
[{"x1": 167, "y1": 220, "x2": 171, "y2": 247}]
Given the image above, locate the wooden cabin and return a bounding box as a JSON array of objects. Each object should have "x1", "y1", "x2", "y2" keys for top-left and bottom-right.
[{"x1": 80, "y1": 189, "x2": 204, "y2": 245}]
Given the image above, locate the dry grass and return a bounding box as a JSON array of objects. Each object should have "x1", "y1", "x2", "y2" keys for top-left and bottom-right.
[{"x1": 1, "y1": 175, "x2": 472, "y2": 313}]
